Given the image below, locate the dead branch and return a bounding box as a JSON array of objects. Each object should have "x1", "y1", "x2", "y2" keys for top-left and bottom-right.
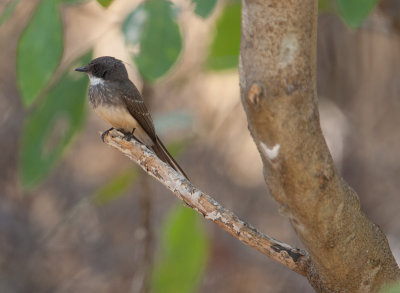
[{"x1": 103, "y1": 130, "x2": 310, "y2": 276}]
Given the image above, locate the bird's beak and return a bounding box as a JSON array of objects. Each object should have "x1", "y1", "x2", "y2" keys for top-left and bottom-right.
[{"x1": 75, "y1": 66, "x2": 88, "y2": 72}]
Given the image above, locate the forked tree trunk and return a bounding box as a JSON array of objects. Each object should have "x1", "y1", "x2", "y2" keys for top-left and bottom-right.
[{"x1": 239, "y1": 0, "x2": 400, "y2": 292}]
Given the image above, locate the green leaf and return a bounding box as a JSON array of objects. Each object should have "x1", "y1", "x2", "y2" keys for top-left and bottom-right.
[
  {"x1": 336, "y1": 0, "x2": 378, "y2": 28},
  {"x1": 60, "y1": 0, "x2": 88, "y2": 4},
  {"x1": 96, "y1": 0, "x2": 113, "y2": 7},
  {"x1": 151, "y1": 205, "x2": 209, "y2": 293},
  {"x1": 192, "y1": 0, "x2": 217, "y2": 18},
  {"x1": 17, "y1": 0, "x2": 63, "y2": 106},
  {"x1": 92, "y1": 169, "x2": 138, "y2": 205},
  {"x1": 319, "y1": 0, "x2": 334, "y2": 12},
  {"x1": 381, "y1": 283, "x2": 400, "y2": 293},
  {"x1": 206, "y1": 1, "x2": 241, "y2": 70},
  {"x1": 19, "y1": 52, "x2": 91, "y2": 189},
  {"x1": 0, "y1": 0, "x2": 20, "y2": 26},
  {"x1": 164, "y1": 140, "x2": 188, "y2": 158},
  {"x1": 122, "y1": 0, "x2": 182, "y2": 82}
]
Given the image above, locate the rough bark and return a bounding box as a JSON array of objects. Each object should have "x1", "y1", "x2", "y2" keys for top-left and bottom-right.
[
  {"x1": 239, "y1": 0, "x2": 399, "y2": 292},
  {"x1": 103, "y1": 130, "x2": 310, "y2": 276}
]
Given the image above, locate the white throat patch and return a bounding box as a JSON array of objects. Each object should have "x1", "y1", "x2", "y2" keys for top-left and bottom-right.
[{"x1": 89, "y1": 75, "x2": 105, "y2": 86}]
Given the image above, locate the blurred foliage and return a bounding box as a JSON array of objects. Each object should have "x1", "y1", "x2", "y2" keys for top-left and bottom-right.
[
  {"x1": 122, "y1": 0, "x2": 182, "y2": 82},
  {"x1": 60, "y1": 0, "x2": 89, "y2": 4},
  {"x1": 205, "y1": 0, "x2": 377, "y2": 72},
  {"x1": 96, "y1": 0, "x2": 114, "y2": 8},
  {"x1": 336, "y1": 0, "x2": 379, "y2": 28},
  {"x1": 318, "y1": 0, "x2": 334, "y2": 12},
  {"x1": 92, "y1": 168, "x2": 139, "y2": 205},
  {"x1": 17, "y1": 0, "x2": 63, "y2": 106},
  {"x1": 0, "y1": 0, "x2": 20, "y2": 26},
  {"x1": 192, "y1": 0, "x2": 217, "y2": 18},
  {"x1": 11, "y1": 0, "x2": 380, "y2": 290},
  {"x1": 164, "y1": 139, "x2": 189, "y2": 158},
  {"x1": 319, "y1": 0, "x2": 378, "y2": 28},
  {"x1": 154, "y1": 111, "x2": 193, "y2": 137},
  {"x1": 19, "y1": 52, "x2": 91, "y2": 189},
  {"x1": 382, "y1": 283, "x2": 400, "y2": 293},
  {"x1": 9, "y1": 0, "x2": 376, "y2": 190},
  {"x1": 151, "y1": 205, "x2": 209, "y2": 293},
  {"x1": 207, "y1": 1, "x2": 241, "y2": 70}
]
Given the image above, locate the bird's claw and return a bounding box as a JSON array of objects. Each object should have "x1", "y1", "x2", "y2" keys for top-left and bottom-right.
[
  {"x1": 120, "y1": 128, "x2": 136, "y2": 141},
  {"x1": 101, "y1": 127, "x2": 114, "y2": 142},
  {"x1": 102, "y1": 128, "x2": 137, "y2": 142}
]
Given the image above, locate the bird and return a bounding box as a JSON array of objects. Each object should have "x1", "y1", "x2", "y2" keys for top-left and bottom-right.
[{"x1": 75, "y1": 56, "x2": 188, "y2": 179}]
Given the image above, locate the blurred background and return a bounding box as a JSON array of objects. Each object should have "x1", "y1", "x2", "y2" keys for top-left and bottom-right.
[{"x1": 0, "y1": 0, "x2": 399, "y2": 292}]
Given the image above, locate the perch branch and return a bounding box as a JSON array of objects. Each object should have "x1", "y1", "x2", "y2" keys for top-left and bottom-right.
[{"x1": 103, "y1": 130, "x2": 310, "y2": 276}]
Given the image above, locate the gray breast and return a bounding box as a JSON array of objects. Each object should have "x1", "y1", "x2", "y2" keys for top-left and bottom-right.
[{"x1": 88, "y1": 84, "x2": 123, "y2": 108}]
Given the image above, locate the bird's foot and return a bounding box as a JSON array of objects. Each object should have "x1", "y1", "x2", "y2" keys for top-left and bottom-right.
[
  {"x1": 101, "y1": 127, "x2": 114, "y2": 142},
  {"x1": 118, "y1": 128, "x2": 136, "y2": 141}
]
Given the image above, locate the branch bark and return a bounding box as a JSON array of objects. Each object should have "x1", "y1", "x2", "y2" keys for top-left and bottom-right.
[
  {"x1": 102, "y1": 130, "x2": 310, "y2": 276},
  {"x1": 239, "y1": 0, "x2": 399, "y2": 292}
]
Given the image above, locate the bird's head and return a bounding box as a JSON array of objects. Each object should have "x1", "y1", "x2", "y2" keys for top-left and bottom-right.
[{"x1": 75, "y1": 56, "x2": 129, "y2": 85}]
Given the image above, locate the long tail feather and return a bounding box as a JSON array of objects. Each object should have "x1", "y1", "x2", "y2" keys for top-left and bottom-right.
[{"x1": 151, "y1": 136, "x2": 189, "y2": 180}]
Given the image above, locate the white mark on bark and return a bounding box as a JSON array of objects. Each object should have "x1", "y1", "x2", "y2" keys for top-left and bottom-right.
[
  {"x1": 205, "y1": 211, "x2": 221, "y2": 221},
  {"x1": 233, "y1": 223, "x2": 240, "y2": 234},
  {"x1": 260, "y1": 142, "x2": 280, "y2": 160},
  {"x1": 191, "y1": 190, "x2": 201, "y2": 202},
  {"x1": 279, "y1": 34, "x2": 298, "y2": 68},
  {"x1": 221, "y1": 217, "x2": 229, "y2": 224}
]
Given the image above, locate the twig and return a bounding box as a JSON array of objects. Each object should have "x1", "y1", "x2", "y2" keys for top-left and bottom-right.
[{"x1": 103, "y1": 130, "x2": 310, "y2": 276}]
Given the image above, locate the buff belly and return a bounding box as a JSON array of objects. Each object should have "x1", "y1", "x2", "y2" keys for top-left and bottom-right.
[{"x1": 94, "y1": 104, "x2": 154, "y2": 146}]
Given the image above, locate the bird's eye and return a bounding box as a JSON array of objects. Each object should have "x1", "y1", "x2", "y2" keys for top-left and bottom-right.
[{"x1": 92, "y1": 64, "x2": 107, "y2": 78}]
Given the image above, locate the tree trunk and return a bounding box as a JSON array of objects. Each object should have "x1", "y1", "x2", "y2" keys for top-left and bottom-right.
[{"x1": 239, "y1": 0, "x2": 400, "y2": 292}]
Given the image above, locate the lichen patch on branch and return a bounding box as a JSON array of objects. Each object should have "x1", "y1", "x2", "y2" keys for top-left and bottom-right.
[
  {"x1": 190, "y1": 190, "x2": 201, "y2": 201},
  {"x1": 233, "y1": 222, "x2": 244, "y2": 235},
  {"x1": 205, "y1": 211, "x2": 221, "y2": 221}
]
